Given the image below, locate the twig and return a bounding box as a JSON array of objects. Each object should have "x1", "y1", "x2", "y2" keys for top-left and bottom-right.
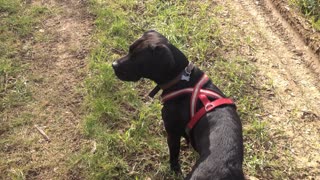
[
  {"x1": 34, "y1": 125, "x2": 51, "y2": 142},
  {"x1": 91, "y1": 141, "x2": 97, "y2": 154}
]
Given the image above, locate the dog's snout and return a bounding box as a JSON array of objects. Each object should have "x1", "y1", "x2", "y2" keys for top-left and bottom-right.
[{"x1": 112, "y1": 61, "x2": 119, "y2": 69}]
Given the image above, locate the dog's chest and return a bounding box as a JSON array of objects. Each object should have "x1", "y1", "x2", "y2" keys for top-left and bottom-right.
[{"x1": 161, "y1": 98, "x2": 190, "y2": 133}]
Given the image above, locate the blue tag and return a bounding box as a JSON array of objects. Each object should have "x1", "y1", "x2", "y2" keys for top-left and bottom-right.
[{"x1": 181, "y1": 74, "x2": 190, "y2": 81}]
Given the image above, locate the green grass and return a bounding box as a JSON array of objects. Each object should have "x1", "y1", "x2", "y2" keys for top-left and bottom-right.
[
  {"x1": 0, "y1": 0, "x2": 49, "y2": 111},
  {"x1": 69, "y1": 0, "x2": 277, "y2": 179},
  {"x1": 290, "y1": 0, "x2": 320, "y2": 30},
  {"x1": 0, "y1": 0, "x2": 49, "y2": 178}
]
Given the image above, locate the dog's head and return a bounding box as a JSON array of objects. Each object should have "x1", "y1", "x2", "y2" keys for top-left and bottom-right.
[{"x1": 112, "y1": 30, "x2": 188, "y2": 84}]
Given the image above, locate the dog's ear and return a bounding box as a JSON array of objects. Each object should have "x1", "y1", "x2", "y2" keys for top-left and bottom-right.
[
  {"x1": 152, "y1": 44, "x2": 175, "y2": 68},
  {"x1": 150, "y1": 44, "x2": 168, "y2": 54}
]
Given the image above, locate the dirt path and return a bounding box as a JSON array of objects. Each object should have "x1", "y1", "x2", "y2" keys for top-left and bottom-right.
[
  {"x1": 2, "y1": 0, "x2": 92, "y2": 179},
  {"x1": 220, "y1": 0, "x2": 320, "y2": 178}
]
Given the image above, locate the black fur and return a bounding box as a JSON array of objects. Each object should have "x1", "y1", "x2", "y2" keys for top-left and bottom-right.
[{"x1": 112, "y1": 30, "x2": 244, "y2": 180}]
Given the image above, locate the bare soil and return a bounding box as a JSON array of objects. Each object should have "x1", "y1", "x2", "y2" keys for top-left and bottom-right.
[
  {"x1": 269, "y1": 0, "x2": 320, "y2": 56},
  {"x1": 219, "y1": 0, "x2": 320, "y2": 178}
]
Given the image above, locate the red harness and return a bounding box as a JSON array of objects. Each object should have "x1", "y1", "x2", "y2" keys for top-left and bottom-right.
[{"x1": 161, "y1": 74, "x2": 235, "y2": 134}]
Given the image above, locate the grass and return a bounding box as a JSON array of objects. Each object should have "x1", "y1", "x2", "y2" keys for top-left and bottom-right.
[
  {"x1": 69, "y1": 0, "x2": 279, "y2": 179},
  {"x1": 290, "y1": 0, "x2": 320, "y2": 30},
  {"x1": 0, "y1": 0, "x2": 49, "y2": 178},
  {"x1": 0, "y1": 0, "x2": 49, "y2": 114}
]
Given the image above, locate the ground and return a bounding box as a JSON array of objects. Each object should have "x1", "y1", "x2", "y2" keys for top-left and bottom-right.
[
  {"x1": 0, "y1": 0, "x2": 319, "y2": 179},
  {"x1": 222, "y1": 0, "x2": 320, "y2": 178},
  {"x1": 1, "y1": 0, "x2": 92, "y2": 179}
]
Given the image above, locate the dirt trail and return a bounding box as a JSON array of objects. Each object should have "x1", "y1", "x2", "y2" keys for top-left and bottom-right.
[
  {"x1": 3, "y1": 0, "x2": 92, "y2": 178},
  {"x1": 220, "y1": 0, "x2": 320, "y2": 178}
]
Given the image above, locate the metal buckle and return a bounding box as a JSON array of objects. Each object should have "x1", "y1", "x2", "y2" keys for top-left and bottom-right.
[
  {"x1": 185, "y1": 65, "x2": 192, "y2": 75},
  {"x1": 205, "y1": 103, "x2": 214, "y2": 111},
  {"x1": 181, "y1": 66, "x2": 191, "y2": 81}
]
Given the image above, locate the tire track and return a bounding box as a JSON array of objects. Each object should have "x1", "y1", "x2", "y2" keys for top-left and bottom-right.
[{"x1": 220, "y1": 0, "x2": 320, "y2": 178}]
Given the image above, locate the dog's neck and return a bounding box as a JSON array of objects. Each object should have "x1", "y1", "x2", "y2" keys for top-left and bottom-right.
[
  {"x1": 158, "y1": 62, "x2": 194, "y2": 89},
  {"x1": 149, "y1": 64, "x2": 205, "y2": 98},
  {"x1": 162, "y1": 67, "x2": 204, "y2": 94}
]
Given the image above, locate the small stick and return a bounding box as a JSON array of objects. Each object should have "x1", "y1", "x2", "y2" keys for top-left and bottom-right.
[
  {"x1": 91, "y1": 141, "x2": 97, "y2": 154},
  {"x1": 34, "y1": 125, "x2": 51, "y2": 142}
]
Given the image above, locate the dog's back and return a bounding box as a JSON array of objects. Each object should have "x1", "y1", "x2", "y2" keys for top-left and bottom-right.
[{"x1": 186, "y1": 106, "x2": 244, "y2": 180}]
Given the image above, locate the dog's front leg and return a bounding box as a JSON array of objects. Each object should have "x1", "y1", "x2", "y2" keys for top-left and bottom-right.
[{"x1": 167, "y1": 133, "x2": 182, "y2": 173}]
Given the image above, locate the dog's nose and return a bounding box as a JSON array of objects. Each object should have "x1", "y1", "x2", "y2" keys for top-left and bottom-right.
[{"x1": 112, "y1": 61, "x2": 119, "y2": 69}]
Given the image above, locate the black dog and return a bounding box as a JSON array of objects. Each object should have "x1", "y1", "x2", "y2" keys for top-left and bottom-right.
[{"x1": 112, "y1": 30, "x2": 244, "y2": 180}]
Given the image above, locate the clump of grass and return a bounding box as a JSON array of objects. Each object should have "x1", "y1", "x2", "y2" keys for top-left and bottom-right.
[
  {"x1": 290, "y1": 0, "x2": 320, "y2": 30},
  {"x1": 74, "y1": 0, "x2": 272, "y2": 179}
]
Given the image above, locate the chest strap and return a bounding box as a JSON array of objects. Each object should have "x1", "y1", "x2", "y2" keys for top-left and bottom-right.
[
  {"x1": 185, "y1": 97, "x2": 235, "y2": 135},
  {"x1": 161, "y1": 74, "x2": 235, "y2": 135}
]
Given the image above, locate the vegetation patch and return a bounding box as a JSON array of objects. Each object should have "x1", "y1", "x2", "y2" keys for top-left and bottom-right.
[
  {"x1": 0, "y1": 0, "x2": 49, "y2": 178},
  {"x1": 0, "y1": 0, "x2": 48, "y2": 120},
  {"x1": 290, "y1": 0, "x2": 320, "y2": 30}
]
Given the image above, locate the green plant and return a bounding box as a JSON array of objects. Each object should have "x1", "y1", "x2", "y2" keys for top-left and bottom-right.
[
  {"x1": 297, "y1": 0, "x2": 319, "y2": 17},
  {"x1": 291, "y1": 0, "x2": 320, "y2": 30}
]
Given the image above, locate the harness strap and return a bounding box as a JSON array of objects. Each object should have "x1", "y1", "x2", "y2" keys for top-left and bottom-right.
[
  {"x1": 199, "y1": 94, "x2": 210, "y2": 105},
  {"x1": 161, "y1": 73, "x2": 235, "y2": 137},
  {"x1": 161, "y1": 88, "x2": 222, "y2": 102},
  {"x1": 186, "y1": 98, "x2": 235, "y2": 134},
  {"x1": 190, "y1": 74, "x2": 209, "y2": 117}
]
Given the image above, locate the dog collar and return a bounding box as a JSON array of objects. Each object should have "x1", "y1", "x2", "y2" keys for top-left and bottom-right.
[{"x1": 148, "y1": 63, "x2": 194, "y2": 98}]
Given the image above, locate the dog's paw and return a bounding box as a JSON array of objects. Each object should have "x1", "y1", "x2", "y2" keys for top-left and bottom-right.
[{"x1": 171, "y1": 164, "x2": 182, "y2": 174}]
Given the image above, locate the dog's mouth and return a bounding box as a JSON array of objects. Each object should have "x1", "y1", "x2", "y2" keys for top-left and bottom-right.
[
  {"x1": 112, "y1": 60, "x2": 141, "y2": 81},
  {"x1": 113, "y1": 69, "x2": 141, "y2": 82}
]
